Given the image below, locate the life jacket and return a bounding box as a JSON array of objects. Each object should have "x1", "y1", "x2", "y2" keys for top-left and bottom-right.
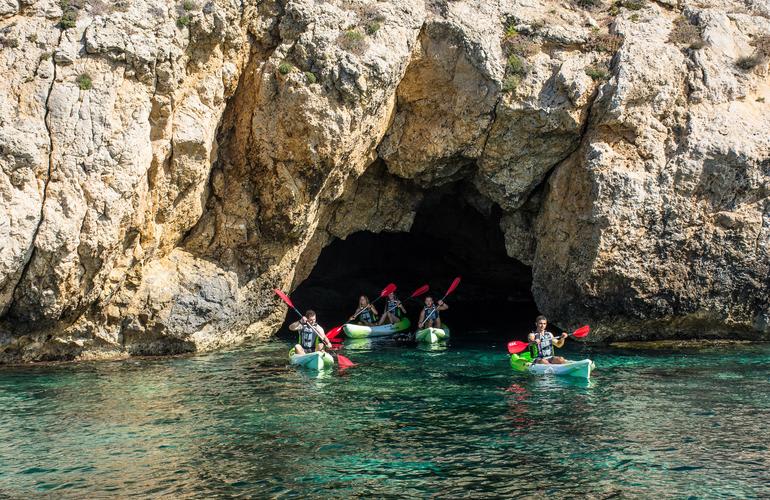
[
  {"x1": 358, "y1": 306, "x2": 376, "y2": 323},
  {"x1": 386, "y1": 298, "x2": 402, "y2": 317},
  {"x1": 298, "y1": 323, "x2": 319, "y2": 352},
  {"x1": 423, "y1": 305, "x2": 439, "y2": 323},
  {"x1": 530, "y1": 331, "x2": 554, "y2": 358}
]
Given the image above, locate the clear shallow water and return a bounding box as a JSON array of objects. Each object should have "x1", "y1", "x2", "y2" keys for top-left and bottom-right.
[{"x1": 1, "y1": 337, "x2": 769, "y2": 498}]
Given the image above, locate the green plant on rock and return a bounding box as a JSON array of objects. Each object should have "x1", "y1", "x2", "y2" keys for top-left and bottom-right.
[
  {"x1": 278, "y1": 62, "x2": 293, "y2": 75},
  {"x1": 502, "y1": 75, "x2": 521, "y2": 93},
  {"x1": 76, "y1": 73, "x2": 92, "y2": 90},
  {"x1": 182, "y1": 0, "x2": 196, "y2": 11},
  {"x1": 365, "y1": 21, "x2": 380, "y2": 35},
  {"x1": 339, "y1": 29, "x2": 367, "y2": 54},
  {"x1": 177, "y1": 15, "x2": 191, "y2": 28},
  {"x1": 504, "y1": 24, "x2": 518, "y2": 39},
  {"x1": 585, "y1": 65, "x2": 609, "y2": 81},
  {"x1": 619, "y1": 0, "x2": 645, "y2": 10},
  {"x1": 507, "y1": 54, "x2": 526, "y2": 76},
  {"x1": 304, "y1": 71, "x2": 317, "y2": 84}
]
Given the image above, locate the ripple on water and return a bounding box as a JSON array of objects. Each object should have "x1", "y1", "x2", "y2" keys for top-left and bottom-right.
[{"x1": 0, "y1": 341, "x2": 769, "y2": 497}]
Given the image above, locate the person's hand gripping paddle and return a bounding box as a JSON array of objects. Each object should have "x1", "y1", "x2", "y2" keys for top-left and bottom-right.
[{"x1": 507, "y1": 325, "x2": 590, "y2": 354}]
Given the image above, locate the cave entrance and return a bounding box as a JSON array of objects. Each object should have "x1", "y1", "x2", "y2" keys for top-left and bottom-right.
[{"x1": 285, "y1": 185, "x2": 539, "y2": 344}]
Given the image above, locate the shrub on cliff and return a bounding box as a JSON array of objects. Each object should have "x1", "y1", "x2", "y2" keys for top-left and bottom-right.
[
  {"x1": 76, "y1": 73, "x2": 92, "y2": 90},
  {"x1": 502, "y1": 75, "x2": 521, "y2": 93},
  {"x1": 585, "y1": 65, "x2": 610, "y2": 81},
  {"x1": 585, "y1": 31, "x2": 623, "y2": 53},
  {"x1": 668, "y1": 16, "x2": 704, "y2": 50},
  {"x1": 339, "y1": 29, "x2": 368, "y2": 54},
  {"x1": 735, "y1": 35, "x2": 770, "y2": 71}
]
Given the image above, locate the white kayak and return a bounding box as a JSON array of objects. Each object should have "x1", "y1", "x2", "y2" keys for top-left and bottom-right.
[
  {"x1": 510, "y1": 353, "x2": 595, "y2": 380},
  {"x1": 415, "y1": 324, "x2": 450, "y2": 343},
  {"x1": 289, "y1": 348, "x2": 334, "y2": 371},
  {"x1": 343, "y1": 317, "x2": 411, "y2": 338}
]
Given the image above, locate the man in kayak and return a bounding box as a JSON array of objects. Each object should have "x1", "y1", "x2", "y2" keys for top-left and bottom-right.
[
  {"x1": 528, "y1": 315, "x2": 568, "y2": 365},
  {"x1": 418, "y1": 296, "x2": 448, "y2": 328},
  {"x1": 378, "y1": 291, "x2": 407, "y2": 325},
  {"x1": 349, "y1": 295, "x2": 379, "y2": 326},
  {"x1": 289, "y1": 310, "x2": 332, "y2": 354}
]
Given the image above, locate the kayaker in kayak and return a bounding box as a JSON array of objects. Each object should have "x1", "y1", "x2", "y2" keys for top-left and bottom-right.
[
  {"x1": 528, "y1": 315, "x2": 567, "y2": 365},
  {"x1": 289, "y1": 310, "x2": 332, "y2": 355},
  {"x1": 418, "y1": 296, "x2": 448, "y2": 328},
  {"x1": 348, "y1": 295, "x2": 379, "y2": 326},
  {"x1": 378, "y1": 292, "x2": 407, "y2": 325}
]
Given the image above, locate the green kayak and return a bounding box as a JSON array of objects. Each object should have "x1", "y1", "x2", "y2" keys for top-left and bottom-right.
[
  {"x1": 289, "y1": 348, "x2": 334, "y2": 371},
  {"x1": 415, "y1": 324, "x2": 450, "y2": 343},
  {"x1": 510, "y1": 351, "x2": 595, "y2": 380},
  {"x1": 343, "y1": 317, "x2": 411, "y2": 338}
]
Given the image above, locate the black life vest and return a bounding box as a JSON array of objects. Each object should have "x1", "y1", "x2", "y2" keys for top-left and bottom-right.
[
  {"x1": 298, "y1": 323, "x2": 318, "y2": 351},
  {"x1": 423, "y1": 305, "x2": 439, "y2": 322}
]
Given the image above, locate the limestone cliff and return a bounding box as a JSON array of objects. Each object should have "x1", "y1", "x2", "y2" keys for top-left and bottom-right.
[{"x1": 0, "y1": 0, "x2": 767, "y2": 362}]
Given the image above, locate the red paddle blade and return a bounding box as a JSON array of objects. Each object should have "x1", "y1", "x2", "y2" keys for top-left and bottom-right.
[
  {"x1": 380, "y1": 283, "x2": 397, "y2": 297},
  {"x1": 410, "y1": 284, "x2": 429, "y2": 298},
  {"x1": 572, "y1": 325, "x2": 590, "y2": 338},
  {"x1": 337, "y1": 354, "x2": 356, "y2": 368},
  {"x1": 326, "y1": 325, "x2": 343, "y2": 340},
  {"x1": 507, "y1": 340, "x2": 530, "y2": 354},
  {"x1": 445, "y1": 277, "x2": 461, "y2": 296},
  {"x1": 273, "y1": 289, "x2": 294, "y2": 309}
]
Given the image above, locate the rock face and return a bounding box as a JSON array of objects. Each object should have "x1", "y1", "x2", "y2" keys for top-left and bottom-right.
[{"x1": 0, "y1": 0, "x2": 768, "y2": 362}]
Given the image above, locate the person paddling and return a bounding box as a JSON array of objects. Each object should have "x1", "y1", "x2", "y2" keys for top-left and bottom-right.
[
  {"x1": 349, "y1": 295, "x2": 379, "y2": 326},
  {"x1": 528, "y1": 315, "x2": 567, "y2": 365},
  {"x1": 418, "y1": 296, "x2": 448, "y2": 329},
  {"x1": 378, "y1": 292, "x2": 406, "y2": 325},
  {"x1": 289, "y1": 310, "x2": 332, "y2": 355}
]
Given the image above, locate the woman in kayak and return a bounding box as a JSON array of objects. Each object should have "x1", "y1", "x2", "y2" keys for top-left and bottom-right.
[
  {"x1": 418, "y1": 296, "x2": 448, "y2": 328},
  {"x1": 289, "y1": 310, "x2": 332, "y2": 354},
  {"x1": 348, "y1": 295, "x2": 379, "y2": 326},
  {"x1": 378, "y1": 291, "x2": 407, "y2": 325},
  {"x1": 528, "y1": 315, "x2": 567, "y2": 364}
]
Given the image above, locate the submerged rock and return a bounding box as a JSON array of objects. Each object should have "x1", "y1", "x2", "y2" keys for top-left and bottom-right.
[{"x1": 0, "y1": 0, "x2": 768, "y2": 362}]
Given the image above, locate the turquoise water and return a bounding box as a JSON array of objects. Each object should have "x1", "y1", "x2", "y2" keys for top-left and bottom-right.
[{"x1": 1, "y1": 337, "x2": 769, "y2": 498}]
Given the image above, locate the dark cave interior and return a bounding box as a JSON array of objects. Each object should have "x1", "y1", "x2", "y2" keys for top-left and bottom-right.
[{"x1": 281, "y1": 186, "x2": 541, "y2": 342}]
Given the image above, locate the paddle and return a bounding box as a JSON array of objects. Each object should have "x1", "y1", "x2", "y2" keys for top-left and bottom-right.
[
  {"x1": 326, "y1": 283, "x2": 397, "y2": 340},
  {"x1": 273, "y1": 288, "x2": 356, "y2": 367},
  {"x1": 507, "y1": 325, "x2": 591, "y2": 354},
  {"x1": 418, "y1": 277, "x2": 461, "y2": 328}
]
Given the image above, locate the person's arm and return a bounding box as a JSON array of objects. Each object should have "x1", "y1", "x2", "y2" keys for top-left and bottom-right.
[
  {"x1": 418, "y1": 310, "x2": 425, "y2": 325},
  {"x1": 370, "y1": 304, "x2": 379, "y2": 316},
  {"x1": 437, "y1": 300, "x2": 448, "y2": 311},
  {"x1": 398, "y1": 301, "x2": 406, "y2": 313},
  {"x1": 289, "y1": 317, "x2": 307, "y2": 331},
  {"x1": 553, "y1": 333, "x2": 568, "y2": 348},
  {"x1": 314, "y1": 325, "x2": 332, "y2": 348}
]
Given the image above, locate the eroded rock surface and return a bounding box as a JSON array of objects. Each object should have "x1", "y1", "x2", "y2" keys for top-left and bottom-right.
[{"x1": 1, "y1": 0, "x2": 768, "y2": 362}]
